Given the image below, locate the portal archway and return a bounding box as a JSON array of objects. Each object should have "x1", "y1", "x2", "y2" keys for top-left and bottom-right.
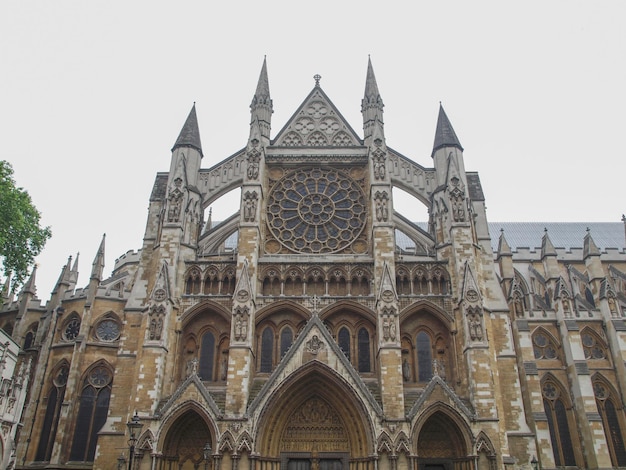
[
  {"x1": 255, "y1": 362, "x2": 375, "y2": 470},
  {"x1": 415, "y1": 410, "x2": 473, "y2": 470},
  {"x1": 160, "y1": 408, "x2": 214, "y2": 469}
]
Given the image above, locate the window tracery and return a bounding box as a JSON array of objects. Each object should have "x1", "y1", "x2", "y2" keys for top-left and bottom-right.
[
  {"x1": 266, "y1": 167, "x2": 367, "y2": 254},
  {"x1": 35, "y1": 363, "x2": 69, "y2": 462},
  {"x1": 532, "y1": 329, "x2": 559, "y2": 360},
  {"x1": 542, "y1": 379, "x2": 578, "y2": 467},
  {"x1": 592, "y1": 377, "x2": 626, "y2": 466},
  {"x1": 69, "y1": 363, "x2": 113, "y2": 462}
]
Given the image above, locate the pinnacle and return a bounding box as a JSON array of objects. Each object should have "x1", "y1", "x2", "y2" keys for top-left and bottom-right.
[{"x1": 172, "y1": 104, "x2": 203, "y2": 157}]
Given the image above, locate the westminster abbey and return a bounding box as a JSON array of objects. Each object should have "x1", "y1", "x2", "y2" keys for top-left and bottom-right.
[{"x1": 2, "y1": 59, "x2": 626, "y2": 470}]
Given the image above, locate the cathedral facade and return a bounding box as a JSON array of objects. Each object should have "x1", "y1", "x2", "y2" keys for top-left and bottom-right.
[{"x1": 2, "y1": 59, "x2": 626, "y2": 470}]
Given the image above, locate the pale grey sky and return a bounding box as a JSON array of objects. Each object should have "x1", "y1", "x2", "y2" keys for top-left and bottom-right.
[{"x1": 1, "y1": 1, "x2": 625, "y2": 297}]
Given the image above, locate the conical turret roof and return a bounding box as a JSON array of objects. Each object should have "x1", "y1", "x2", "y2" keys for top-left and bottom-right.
[
  {"x1": 432, "y1": 104, "x2": 463, "y2": 156},
  {"x1": 172, "y1": 104, "x2": 203, "y2": 157}
]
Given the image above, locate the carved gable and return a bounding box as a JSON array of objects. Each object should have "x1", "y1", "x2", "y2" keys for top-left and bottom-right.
[{"x1": 273, "y1": 87, "x2": 362, "y2": 147}]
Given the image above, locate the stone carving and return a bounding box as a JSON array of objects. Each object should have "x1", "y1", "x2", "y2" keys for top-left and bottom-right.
[
  {"x1": 243, "y1": 191, "x2": 258, "y2": 222},
  {"x1": 305, "y1": 335, "x2": 324, "y2": 354},
  {"x1": 381, "y1": 307, "x2": 397, "y2": 341},
  {"x1": 149, "y1": 304, "x2": 166, "y2": 341},
  {"x1": 246, "y1": 139, "x2": 261, "y2": 180},
  {"x1": 468, "y1": 308, "x2": 484, "y2": 342},
  {"x1": 449, "y1": 177, "x2": 466, "y2": 222},
  {"x1": 402, "y1": 359, "x2": 410, "y2": 381},
  {"x1": 234, "y1": 306, "x2": 249, "y2": 341},
  {"x1": 372, "y1": 139, "x2": 387, "y2": 180},
  {"x1": 374, "y1": 191, "x2": 389, "y2": 222}
]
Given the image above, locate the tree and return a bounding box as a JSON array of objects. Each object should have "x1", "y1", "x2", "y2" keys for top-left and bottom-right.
[{"x1": 0, "y1": 161, "x2": 51, "y2": 292}]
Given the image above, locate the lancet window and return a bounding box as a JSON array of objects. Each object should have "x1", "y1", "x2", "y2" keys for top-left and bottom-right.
[
  {"x1": 35, "y1": 363, "x2": 69, "y2": 462},
  {"x1": 593, "y1": 377, "x2": 626, "y2": 466},
  {"x1": 69, "y1": 363, "x2": 113, "y2": 462},
  {"x1": 542, "y1": 379, "x2": 577, "y2": 467}
]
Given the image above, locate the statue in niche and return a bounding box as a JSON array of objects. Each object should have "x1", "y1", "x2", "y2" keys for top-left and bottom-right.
[
  {"x1": 220, "y1": 356, "x2": 228, "y2": 380},
  {"x1": 168, "y1": 191, "x2": 183, "y2": 222},
  {"x1": 149, "y1": 318, "x2": 157, "y2": 340},
  {"x1": 375, "y1": 191, "x2": 389, "y2": 222},
  {"x1": 247, "y1": 143, "x2": 260, "y2": 180},
  {"x1": 402, "y1": 359, "x2": 410, "y2": 381},
  {"x1": 373, "y1": 153, "x2": 386, "y2": 180},
  {"x1": 389, "y1": 320, "x2": 396, "y2": 341},
  {"x1": 382, "y1": 317, "x2": 390, "y2": 341},
  {"x1": 468, "y1": 311, "x2": 483, "y2": 341},
  {"x1": 451, "y1": 194, "x2": 465, "y2": 222},
  {"x1": 243, "y1": 191, "x2": 258, "y2": 222}
]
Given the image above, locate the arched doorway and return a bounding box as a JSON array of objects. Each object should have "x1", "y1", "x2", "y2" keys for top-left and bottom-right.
[
  {"x1": 255, "y1": 363, "x2": 375, "y2": 470},
  {"x1": 161, "y1": 409, "x2": 213, "y2": 469},
  {"x1": 416, "y1": 411, "x2": 473, "y2": 470}
]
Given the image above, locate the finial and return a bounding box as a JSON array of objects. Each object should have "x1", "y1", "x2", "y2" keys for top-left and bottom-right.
[
  {"x1": 314, "y1": 74, "x2": 321, "y2": 87},
  {"x1": 544, "y1": 227, "x2": 548, "y2": 233},
  {"x1": 500, "y1": 228, "x2": 504, "y2": 234},
  {"x1": 586, "y1": 227, "x2": 590, "y2": 233}
]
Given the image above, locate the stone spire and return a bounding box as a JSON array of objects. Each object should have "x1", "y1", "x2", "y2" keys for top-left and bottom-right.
[
  {"x1": 51, "y1": 256, "x2": 72, "y2": 295},
  {"x1": 21, "y1": 266, "x2": 37, "y2": 296},
  {"x1": 362, "y1": 56, "x2": 384, "y2": 142},
  {"x1": 250, "y1": 57, "x2": 272, "y2": 141},
  {"x1": 432, "y1": 103, "x2": 463, "y2": 157},
  {"x1": 541, "y1": 229, "x2": 557, "y2": 259},
  {"x1": 583, "y1": 228, "x2": 601, "y2": 260},
  {"x1": 91, "y1": 234, "x2": 106, "y2": 282},
  {"x1": 172, "y1": 103, "x2": 203, "y2": 157},
  {"x1": 497, "y1": 229, "x2": 512, "y2": 258}
]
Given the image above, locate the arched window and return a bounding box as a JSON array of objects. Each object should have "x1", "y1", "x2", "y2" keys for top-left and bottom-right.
[
  {"x1": 581, "y1": 330, "x2": 607, "y2": 360},
  {"x1": 357, "y1": 328, "x2": 370, "y2": 372},
  {"x1": 593, "y1": 379, "x2": 626, "y2": 466},
  {"x1": 222, "y1": 271, "x2": 236, "y2": 295},
  {"x1": 280, "y1": 327, "x2": 293, "y2": 358},
  {"x1": 199, "y1": 332, "x2": 216, "y2": 381},
  {"x1": 416, "y1": 331, "x2": 433, "y2": 382},
  {"x1": 69, "y1": 365, "x2": 113, "y2": 462},
  {"x1": 396, "y1": 268, "x2": 410, "y2": 295},
  {"x1": 185, "y1": 268, "x2": 201, "y2": 295},
  {"x1": 260, "y1": 327, "x2": 273, "y2": 373},
  {"x1": 532, "y1": 330, "x2": 559, "y2": 360},
  {"x1": 204, "y1": 268, "x2": 220, "y2": 295},
  {"x1": 24, "y1": 331, "x2": 34, "y2": 349},
  {"x1": 35, "y1": 364, "x2": 68, "y2": 461},
  {"x1": 542, "y1": 381, "x2": 576, "y2": 467},
  {"x1": 338, "y1": 327, "x2": 350, "y2": 360}
]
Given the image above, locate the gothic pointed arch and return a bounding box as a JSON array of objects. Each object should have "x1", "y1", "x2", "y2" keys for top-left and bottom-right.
[
  {"x1": 69, "y1": 360, "x2": 114, "y2": 462},
  {"x1": 540, "y1": 373, "x2": 581, "y2": 467},
  {"x1": 253, "y1": 361, "x2": 376, "y2": 459},
  {"x1": 531, "y1": 327, "x2": 561, "y2": 361},
  {"x1": 475, "y1": 431, "x2": 497, "y2": 470},
  {"x1": 412, "y1": 405, "x2": 473, "y2": 464},
  {"x1": 591, "y1": 373, "x2": 626, "y2": 466},
  {"x1": 35, "y1": 360, "x2": 70, "y2": 462},
  {"x1": 159, "y1": 406, "x2": 215, "y2": 467}
]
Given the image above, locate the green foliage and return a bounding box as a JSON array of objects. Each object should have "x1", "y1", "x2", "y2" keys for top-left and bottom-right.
[{"x1": 0, "y1": 161, "x2": 51, "y2": 292}]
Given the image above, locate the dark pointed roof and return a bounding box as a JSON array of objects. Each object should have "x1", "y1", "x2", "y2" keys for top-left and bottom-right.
[
  {"x1": 583, "y1": 229, "x2": 600, "y2": 259},
  {"x1": 172, "y1": 104, "x2": 203, "y2": 157},
  {"x1": 432, "y1": 104, "x2": 463, "y2": 156}
]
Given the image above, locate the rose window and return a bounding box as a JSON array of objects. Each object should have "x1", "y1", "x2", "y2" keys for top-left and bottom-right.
[{"x1": 267, "y1": 168, "x2": 366, "y2": 253}]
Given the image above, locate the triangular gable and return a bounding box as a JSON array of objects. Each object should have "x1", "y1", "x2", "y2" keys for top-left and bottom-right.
[
  {"x1": 407, "y1": 375, "x2": 474, "y2": 421},
  {"x1": 155, "y1": 373, "x2": 222, "y2": 419},
  {"x1": 460, "y1": 261, "x2": 482, "y2": 305},
  {"x1": 247, "y1": 314, "x2": 382, "y2": 416},
  {"x1": 272, "y1": 86, "x2": 362, "y2": 147},
  {"x1": 233, "y1": 259, "x2": 252, "y2": 302},
  {"x1": 150, "y1": 261, "x2": 171, "y2": 303}
]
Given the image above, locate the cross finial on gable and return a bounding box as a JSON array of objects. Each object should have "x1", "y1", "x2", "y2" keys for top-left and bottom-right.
[{"x1": 314, "y1": 74, "x2": 321, "y2": 87}]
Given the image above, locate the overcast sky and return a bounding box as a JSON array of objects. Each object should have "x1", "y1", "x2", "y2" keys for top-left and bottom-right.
[{"x1": 1, "y1": 1, "x2": 625, "y2": 298}]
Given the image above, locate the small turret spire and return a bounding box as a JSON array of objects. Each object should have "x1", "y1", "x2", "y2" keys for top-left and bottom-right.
[
  {"x1": 51, "y1": 256, "x2": 72, "y2": 295},
  {"x1": 583, "y1": 229, "x2": 600, "y2": 259},
  {"x1": 541, "y1": 229, "x2": 557, "y2": 259},
  {"x1": 362, "y1": 56, "x2": 384, "y2": 141},
  {"x1": 432, "y1": 103, "x2": 463, "y2": 157},
  {"x1": 250, "y1": 57, "x2": 272, "y2": 140},
  {"x1": 91, "y1": 234, "x2": 106, "y2": 281},
  {"x1": 172, "y1": 103, "x2": 203, "y2": 157},
  {"x1": 497, "y1": 229, "x2": 512, "y2": 257},
  {"x1": 21, "y1": 265, "x2": 37, "y2": 296}
]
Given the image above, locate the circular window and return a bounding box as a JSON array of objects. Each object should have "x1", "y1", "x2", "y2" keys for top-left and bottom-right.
[
  {"x1": 267, "y1": 168, "x2": 366, "y2": 253},
  {"x1": 88, "y1": 366, "x2": 112, "y2": 388},
  {"x1": 96, "y1": 318, "x2": 121, "y2": 342},
  {"x1": 64, "y1": 318, "x2": 81, "y2": 341}
]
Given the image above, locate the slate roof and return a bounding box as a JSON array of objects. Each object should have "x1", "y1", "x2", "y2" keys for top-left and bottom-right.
[
  {"x1": 396, "y1": 222, "x2": 625, "y2": 253},
  {"x1": 489, "y1": 222, "x2": 625, "y2": 252}
]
